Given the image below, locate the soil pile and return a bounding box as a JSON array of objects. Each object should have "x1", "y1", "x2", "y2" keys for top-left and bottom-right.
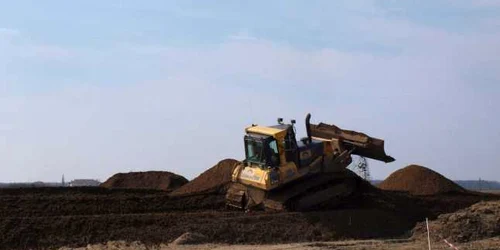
[
  {"x1": 169, "y1": 159, "x2": 240, "y2": 196},
  {"x1": 100, "y1": 171, "x2": 188, "y2": 191},
  {"x1": 378, "y1": 165, "x2": 466, "y2": 195},
  {"x1": 413, "y1": 200, "x2": 500, "y2": 243}
]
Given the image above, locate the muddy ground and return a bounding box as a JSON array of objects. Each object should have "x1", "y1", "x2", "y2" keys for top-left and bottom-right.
[{"x1": 1, "y1": 184, "x2": 498, "y2": 250}]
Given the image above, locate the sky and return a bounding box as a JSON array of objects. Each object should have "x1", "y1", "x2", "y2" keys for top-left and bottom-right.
[{"x1": 1, "y1": 0, "x2": 499, "y2": 183}]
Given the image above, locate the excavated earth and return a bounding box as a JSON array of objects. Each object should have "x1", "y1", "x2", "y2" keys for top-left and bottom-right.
[
  {"x1": 1, "y1": 160, "x2": 499, "y2": 250},
  {"x1": 378, "y1": 165, "x2": 466, "y2": 195},
  {"x1": 413, "y1": 200, "x2": 500, "y2": 243},
  {"x1": 100, "y1": 171, "x2": 188, "y2": 192},
  {"x1": 169, "y1": 159, "x2": 240, "y2": 196}
]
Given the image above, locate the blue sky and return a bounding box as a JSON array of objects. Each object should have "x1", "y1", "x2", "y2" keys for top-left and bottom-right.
[{"x1": 1, "y1": 1, "x2": 499, "y2": 182}]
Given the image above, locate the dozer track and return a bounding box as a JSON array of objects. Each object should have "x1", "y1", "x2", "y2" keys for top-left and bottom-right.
[{"x1": 226, "y1": 170, "x2": 360, "y2": 212}]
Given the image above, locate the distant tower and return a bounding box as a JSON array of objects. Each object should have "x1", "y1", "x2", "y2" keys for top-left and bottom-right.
[{"x1": 62, "y1": 174, "x2": 65, "y2": 187}]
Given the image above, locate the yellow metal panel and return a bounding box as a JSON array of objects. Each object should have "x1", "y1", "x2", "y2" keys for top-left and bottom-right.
[
  {"x1": 238, "y1": 177, "x2": 269, "y2": 189},
  {"x1": 236, "y1": 165, "x2": 269, "y2": 189},
  {"x1": 239, "y1": 166, "x2": 265, "y2": 183},
  {"x1": 278, "y1": 162, "x2": 301, "y2": 184},
  {"x1": 246, "y1": 126, "x2": 285, "y2": 137},
  {"x1": 311, "y1": 136, "x2": 329, "y2": 141},
  {"x1": 273, "y1": 133, "x2": 288, "y2": 167},
  {"x1": 234, "y1": 159, "x2": 325, "y2": 191},
  {"x1": 235, "y1": 161, "x2": 303, "y2": 191}
]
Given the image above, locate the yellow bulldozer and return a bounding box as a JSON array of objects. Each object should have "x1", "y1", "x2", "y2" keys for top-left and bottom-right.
[{"x1": 225, "y1": 113, "x2": 394, "y2": 211}]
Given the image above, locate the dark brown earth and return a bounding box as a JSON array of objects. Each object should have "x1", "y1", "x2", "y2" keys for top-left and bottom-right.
[
  {"x1": 169, "y1": 159, "x2": 240, "y2": 196},
  {"x1": 1, "y1": 161, "x2": 498, "y2": 250},
  {"x1": 378, "y1": 165, "x2": 466, "y2": 196},
  {"x1": 100, "y1": 171, "x2": 188, "y2": 192},
  {"x1": 413, "y1": 200, "x2": 500, "y2": 243},
  {"x1": 1, "y1": 182, "x2": 497, "y2": 249},
  {"x1": 0, "y1": 187, "x2": 225, "y2": 218}
]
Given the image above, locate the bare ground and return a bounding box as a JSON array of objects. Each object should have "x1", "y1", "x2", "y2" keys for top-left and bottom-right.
[
  {"x1": 59, "y1": 237, "x2": 500, "y2": 250},
  {"x1": 2, "y1": 184, "x2": 499, "y2": 250}
]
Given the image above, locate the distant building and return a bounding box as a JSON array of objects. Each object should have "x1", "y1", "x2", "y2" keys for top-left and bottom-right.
[
  {"x1": 69, "y1": 179, "x2": 101, "y2": 187},
  {"x1": 32, "y1": 181, "x2": 46, "y2": 187}
]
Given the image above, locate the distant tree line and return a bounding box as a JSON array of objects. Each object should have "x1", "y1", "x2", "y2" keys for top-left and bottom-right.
[
  {"x1": 0, "y1": 182, "x2": 63, "y2": 188},
  {"x1": 370, "y1": 180, "x2": 500, "y2": 190},
  {"x1": 454, "y1": 180, "x2": 500, "y2": 190},
  {"x1": 0, "y1": 179, "x2": 101, "y2": 188},
  {"x1": 1, "y1": 179, "x2": 499, "y2": 190}
]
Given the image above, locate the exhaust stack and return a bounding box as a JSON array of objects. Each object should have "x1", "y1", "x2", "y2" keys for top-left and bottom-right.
[{"x1": 305, "y1": 113, "x2": 312, "y2": 144}]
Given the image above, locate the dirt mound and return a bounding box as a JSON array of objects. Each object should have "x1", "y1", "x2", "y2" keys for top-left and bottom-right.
[
  {"x1": 378, "y1": 165, "x2": 466, "y2": 195},
  {"x1": 169, "y1": 159, "x2": 240, "y2": 196},
  {"x1": 413, "y1": 200, "x2": 500, "y2": 243},
  {"x1": 100, "y1": 171, "x2": 188, "y2": 191}
]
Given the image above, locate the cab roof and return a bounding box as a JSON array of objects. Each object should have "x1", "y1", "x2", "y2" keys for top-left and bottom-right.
[{"x1": 245, "y1": 124, "x2": 291, "y2": 137}]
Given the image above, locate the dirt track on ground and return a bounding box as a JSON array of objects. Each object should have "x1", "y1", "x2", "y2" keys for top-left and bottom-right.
[{"x1": 58, "y1": 237, "x2": 500, "y2": 250}]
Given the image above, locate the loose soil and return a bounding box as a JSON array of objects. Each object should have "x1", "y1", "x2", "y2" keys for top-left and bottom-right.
[
  {"x1": 100, "y1": 171, "x2": 188, "y2": 192},
  {"x1": 1, "y1": 182, "x2": 497, "y2": 249},
  {"x1": 413, "y1": 200, "x2": 500, "y2": 243},
  {"x1": 169, "y1": 159, "x2": 240, "y2": 196},
  {"x1": 1, "y1": 162, "x2": 499, "y2": 250},
  {"x1": 0, "y1": 187, "x2": 225, "y2": 218},
  {"x1": 378, "y1": 165, "x2": 466, "y2": 195}
]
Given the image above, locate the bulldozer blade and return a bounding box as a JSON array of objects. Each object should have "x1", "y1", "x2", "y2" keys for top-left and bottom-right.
[
  {"x1": 310, "y1": 122, "x2": 395, "y2": 163},
  {"x1": 225, "y1": 183, "x2": 247, "y2": 210},
  {"x1": 225, "y1": 183, "x2": 267, "y2": 211}
]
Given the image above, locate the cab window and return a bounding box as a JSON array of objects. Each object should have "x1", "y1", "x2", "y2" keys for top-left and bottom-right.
[
  {"x1": 268, "y1": 139, "x2": 280, "y2": 166},
  {"x1": 245, "y1": 139, "x2": 264, "y2": 163},
  {"x1": 269, "y1": 140, "x2": 278, "y2": 154}
]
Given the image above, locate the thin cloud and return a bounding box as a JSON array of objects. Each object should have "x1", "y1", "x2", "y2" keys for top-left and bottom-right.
[
  {"x1": 1, "y1": 1, "x2": 500, "y2": 183},
  {"x1": 0, "y1": 30, "x2": 74, "y2": 62},
  {"x1": 471, "y1": 0, "x2": 500, "y2": 7},
  {"x1": 228, "y1": 31, "x2": 258, "y2": 41},
  {"x1": 21, "y1": 45, "x2": 74, "y2": 60},
  {"x1": 443, "y1": 0, "x2": 500, "y2": 8},
  {"x1": 2, "y1": 26, "x2": 500, "y2": 182},
  {"x1": 0, "y1": 28, "x2": 20, "y2": 37}
]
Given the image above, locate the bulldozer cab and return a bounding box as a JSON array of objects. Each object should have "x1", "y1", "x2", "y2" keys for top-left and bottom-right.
[
  {"x1": 243, "y1": 120, "x2": 322, "y2": 170},
  {"x1": 243, "y1": 121, "x2": 298, "y2": 169},
  {"x1": 244, "y1": 133, "x2": 280, "y2": 168}
]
